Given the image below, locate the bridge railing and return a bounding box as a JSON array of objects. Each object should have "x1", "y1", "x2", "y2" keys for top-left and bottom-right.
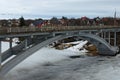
[{"x1": 0, "y1": 26, "x2": 119, "y2": 35}]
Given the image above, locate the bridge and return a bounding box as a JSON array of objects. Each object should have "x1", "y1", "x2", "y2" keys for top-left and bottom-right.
[{"x1": 0, "y1": 26, "x2": 120, "y2": 77}]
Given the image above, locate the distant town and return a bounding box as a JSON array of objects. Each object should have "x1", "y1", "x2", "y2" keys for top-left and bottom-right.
[{"x1": 0, "y1": 16, "x2": 120, "y2": 28}]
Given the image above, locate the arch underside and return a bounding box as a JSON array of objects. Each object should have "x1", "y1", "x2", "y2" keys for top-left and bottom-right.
[
  {"x1": 0, "y1": 33, "x2": 118, "y2": 76},
  {"x1": 52, "y1": 33, "x2": 118, "y2": 56}
]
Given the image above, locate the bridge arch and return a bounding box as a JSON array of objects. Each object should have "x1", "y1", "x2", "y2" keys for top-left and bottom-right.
[
  {"x1": 0, "y1": 33, "x2": 118, "y2": 76},
  {"x1": 49, "y1": 33, "x2": 118, "y2": 56}
]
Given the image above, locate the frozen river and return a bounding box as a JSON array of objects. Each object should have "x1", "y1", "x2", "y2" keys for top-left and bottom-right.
[{"x1": 2, "y1": 41, "x2": 120, "y2": 80}]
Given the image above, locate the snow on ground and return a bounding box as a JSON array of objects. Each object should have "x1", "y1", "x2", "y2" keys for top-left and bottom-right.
[
  {"x1": 1, "y1": 40, "x2": 17, "y2": 53},
  {"x1": 1, "y1": 42, "x2": 16, "y2": 53},
  {"x1": 2, "y1": 40, "x2": 120, "y2": 80},
  {"x1": 66, "y1": 40, "x2": 88, "y2": 54}
]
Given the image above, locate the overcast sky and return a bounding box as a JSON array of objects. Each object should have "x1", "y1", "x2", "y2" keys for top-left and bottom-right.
[{"x1": 0, "y1": 0, "x2": 120, "y2": 19}]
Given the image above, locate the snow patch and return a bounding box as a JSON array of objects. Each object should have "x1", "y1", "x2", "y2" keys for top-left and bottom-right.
[
  {"x1": 66, "y1": 40, "x2": 88, "y2": 53},
  {"x1": 1, "y1": 41, "x2": 16, "y2": 53}
]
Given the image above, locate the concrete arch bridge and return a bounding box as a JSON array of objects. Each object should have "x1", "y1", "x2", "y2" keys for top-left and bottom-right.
[{"x1": 0, "y1": 26, "x2": 119, "y2": 77}]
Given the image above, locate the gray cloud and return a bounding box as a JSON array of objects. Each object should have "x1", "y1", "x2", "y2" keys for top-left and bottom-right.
[{"x1": 0, "y1": 0, "x2": 120, "y2": 18}]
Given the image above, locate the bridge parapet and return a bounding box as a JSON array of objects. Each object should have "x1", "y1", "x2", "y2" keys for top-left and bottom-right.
[{"x1": 0, "y1": 26, "x2": 120, "y2": 35}]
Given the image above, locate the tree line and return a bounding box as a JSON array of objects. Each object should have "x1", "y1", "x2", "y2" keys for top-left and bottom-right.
[{"x1": 0, "y1": 16, "x2": 120, "y2": 27}]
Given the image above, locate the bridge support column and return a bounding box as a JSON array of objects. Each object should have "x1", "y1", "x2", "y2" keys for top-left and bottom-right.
[
  {"x1": 9, "y1": 38, "x2": 12, "y2": 49},
  {"x1": 103, "y1": 32, "x2": 106, "y2": 39},
  {"x1": 108, "y1": 32, "x2": 111, "y2": 44},
  {"x1": 9, "y1": 38, "x2": 13, "y2": 55},
  {"x1": 114, "y1": 32, "x2": 117, "y2": 46},
  {"x1": 25, "y1": 39, "x2": 28, "y2": 49},
  {"x1": 52, "y1": 33, "x2": 55, "y2": 37},
  {"x1": 101, "y1": 32, "x2": 104, "y2": 38},
  {"x1": 89, "y1": 31, "x2": 92, "y2": 34},
  {"x1": 25, "y1": 36, "x2": 34, "y2": 49}
]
